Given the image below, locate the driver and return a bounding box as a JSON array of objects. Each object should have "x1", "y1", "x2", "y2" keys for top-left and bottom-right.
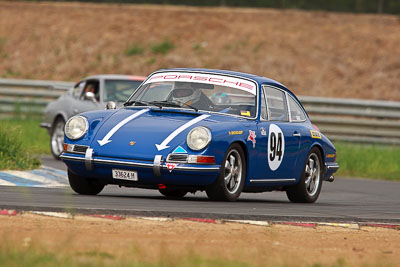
[{"x1": 171, "y1": 82, "x2": 208, "y2": 110}]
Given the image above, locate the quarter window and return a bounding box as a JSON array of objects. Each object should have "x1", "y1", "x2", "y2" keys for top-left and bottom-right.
[
  {"x1": 260, "y1": 88, "x2": 268, "y2": 120},
  {"x1": 264, "y1": 87, "x2": 288, "y2": 122},
  {"x1": 288, "y1": 95, "x2": 307, "y2": 122}
]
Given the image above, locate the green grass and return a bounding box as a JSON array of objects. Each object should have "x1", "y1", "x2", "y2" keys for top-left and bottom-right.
[
  {"x1": 151, "y1": 40, "x2": 174, "y2": 55},
  {"x1": 335, "y1": 142, "x2": 400, "y2": 181},
  {"x1": 124, "y1": 43, "x2": 145, "y2": 56},
  {"x1": 0, "y1": 117, "x2": 48, "y2": 170},
  {"x1": 0, "y1": 246, "x2": 249, "y2": 267}
]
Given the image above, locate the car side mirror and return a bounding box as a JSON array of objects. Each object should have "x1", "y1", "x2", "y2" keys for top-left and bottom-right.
[
  {"x1": 84, "y1": 92, "x2": 97, "y2": 102},
  {"x1": 106, "y1": 101, "x2": 116, "y2": 110}
]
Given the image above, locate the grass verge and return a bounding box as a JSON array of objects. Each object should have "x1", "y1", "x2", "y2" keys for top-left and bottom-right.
[
  {"x1": 0, "y1": 117, "x2": 47, "y2": 170},
  {"x1": 335, "y1": 142, "x2": 400, "y2": 181},
  {"x1": 0, "y1": 246, "x2": 248, "y2": 267}
]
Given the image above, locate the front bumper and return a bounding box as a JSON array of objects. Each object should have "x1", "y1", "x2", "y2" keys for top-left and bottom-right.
[
  {"x1": 60, "y1": 151, "x2": 221, "y2": 187},
  {"x1": 324, "y1": 162, "x2": 339, "y2": 182}
]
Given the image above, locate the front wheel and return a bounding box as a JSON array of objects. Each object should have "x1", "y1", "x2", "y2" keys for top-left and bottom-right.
[
  {"x1": 206, "y1": 143, "x2": 246, "y2": 201},
  {"x1": 50, "y1": 117, "x2": 65, "y2": 160},
  {"x1": 68, "y1": 170, "x2": 105, "y2": 195},
  {"x1": 286, "y1": 148, "x2": 323, "y2": 203}
]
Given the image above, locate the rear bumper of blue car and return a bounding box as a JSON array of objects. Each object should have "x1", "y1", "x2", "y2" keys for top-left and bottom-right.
[{"x1": 60, "y1": 152, "x2": 221, "y2": 187}]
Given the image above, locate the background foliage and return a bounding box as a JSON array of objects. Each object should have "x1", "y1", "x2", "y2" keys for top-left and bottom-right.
[{"x1": 25, "y1": 0, "x2": 400, "y2": 14}]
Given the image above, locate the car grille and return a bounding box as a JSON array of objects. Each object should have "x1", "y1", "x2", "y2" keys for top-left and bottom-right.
[
  {"x1": 73, "y1": 145, "x2": 89, "y2": 154},
  {"x1": 167, "y1": 154, "x2": 188, "y2": 163}
]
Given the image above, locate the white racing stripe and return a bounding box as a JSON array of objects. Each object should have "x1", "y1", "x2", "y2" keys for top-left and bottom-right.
[
  {"x1": 98, "y1": 109, "x2": 150, "y2": 146},
  {"x1": 155, "y1": 114, "x2": 210, "y2": 151}
]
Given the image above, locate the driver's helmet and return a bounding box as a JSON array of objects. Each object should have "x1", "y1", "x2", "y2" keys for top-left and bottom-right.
[{"x1": 171, "y1": 82, "x2": 201, "y2": 105}]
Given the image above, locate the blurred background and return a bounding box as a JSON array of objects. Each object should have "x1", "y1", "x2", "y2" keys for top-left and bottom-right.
[{"x1": 0, "y1": 0, "x2": 399, "y2": 179}]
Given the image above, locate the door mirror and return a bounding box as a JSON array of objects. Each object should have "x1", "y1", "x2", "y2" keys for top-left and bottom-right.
[
  {"x1": 84, "y1": 92, "x2": 97, "y2": 102},
  {"x1": 106, "y1": 101, "x2": 116, "y2": 110}
]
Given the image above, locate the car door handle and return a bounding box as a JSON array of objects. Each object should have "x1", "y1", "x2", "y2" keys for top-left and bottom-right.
[{"x1": 293, "y1": 132, "x2": 301, "y2": 137}]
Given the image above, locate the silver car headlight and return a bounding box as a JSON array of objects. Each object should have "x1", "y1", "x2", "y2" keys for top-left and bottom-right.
[
  {"x1": 187, "y1": 126, "x2": 211, "y2": 151},
  {"x1": 65, "y1": 116, "x2": 88, "y2": 140}
]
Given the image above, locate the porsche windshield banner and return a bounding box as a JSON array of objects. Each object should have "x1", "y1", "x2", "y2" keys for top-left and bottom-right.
[{"x1": 145, "y1": 72, "x2": 257, "y2": 95}]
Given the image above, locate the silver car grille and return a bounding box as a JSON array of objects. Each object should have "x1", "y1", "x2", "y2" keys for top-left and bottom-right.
[
  {"x1": 166, "y1": 154, "x2": 188, "y2": 163},
  {"x1": 73, "y1": 145, "x2": 89, "y2": 154}
]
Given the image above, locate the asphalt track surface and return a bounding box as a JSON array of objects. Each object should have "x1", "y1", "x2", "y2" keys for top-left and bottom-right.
[{"x1": 1, "y1": 156, "x2": 399, "y2": 224}]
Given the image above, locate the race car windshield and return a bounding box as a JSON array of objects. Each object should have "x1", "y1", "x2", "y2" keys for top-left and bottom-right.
[{"x1": 129, "y1": 73, "x2": 257, "y2": 118}]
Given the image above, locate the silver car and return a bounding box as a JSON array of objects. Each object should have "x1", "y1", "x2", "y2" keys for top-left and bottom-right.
[{"x1": 41, "y1": 74, "x2": 145, "y2": 159}]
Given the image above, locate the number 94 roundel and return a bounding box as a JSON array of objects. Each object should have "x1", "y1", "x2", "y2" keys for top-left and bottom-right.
[{"x1": 268, "y1": 124, "x2": 285, "y2": 171}]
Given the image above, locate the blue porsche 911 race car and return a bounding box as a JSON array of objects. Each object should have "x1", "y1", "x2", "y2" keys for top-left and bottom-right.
[{"x1": 61, "y1": 68, "x2": 339, "y2": 202}]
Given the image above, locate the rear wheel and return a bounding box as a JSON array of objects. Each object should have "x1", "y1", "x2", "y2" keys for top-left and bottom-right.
[
  {"x1": 286, "y1": 148, "x2": 323, "y2": 203},
  {"x1": 50, "y1": 117, "x2": 65, "y2": 160},
  {"x1": 68, "y1": 170, "x2": 105, "y2": 195},
  {"x1": 159, "y1": 188, "x2": 187, "y2": 199},
  {"x1": 206, "y1": 143, "x2": 246, "y2": 201}
]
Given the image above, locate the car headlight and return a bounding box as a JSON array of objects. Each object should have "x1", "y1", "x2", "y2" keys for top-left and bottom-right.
[
  {"x1": 65, "y1": 116, "x2": 88, "y2": 140},
  {"x1": 187, "y1": 126, "x2": 211, "y2": 151}
]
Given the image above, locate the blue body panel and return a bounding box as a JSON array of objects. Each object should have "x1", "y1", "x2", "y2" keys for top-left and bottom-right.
[{"x1": 62, "y1": 68, "x2": 338, "y2": 192}]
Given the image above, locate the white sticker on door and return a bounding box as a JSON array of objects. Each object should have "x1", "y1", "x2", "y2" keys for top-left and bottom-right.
[{"x1": 268, "y1": 124, "x2": 285, "y2": 171}]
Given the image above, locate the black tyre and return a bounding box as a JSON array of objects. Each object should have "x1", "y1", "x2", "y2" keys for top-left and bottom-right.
[
  {"x1": 206, "y1": 143, "x2": 246, "y2": 201},
  {"x1": 68, "y1": 170, "x2": 105, "y2": 195},
  {"x1": 50, "y1": 117, "x2": 65, "y2": 160},
  {"x1": 159, "y1": 188, "x2": 187, "y2": 199},
  {"x1": 286, "y1": 147, "x2": 323, "y2": 203}
]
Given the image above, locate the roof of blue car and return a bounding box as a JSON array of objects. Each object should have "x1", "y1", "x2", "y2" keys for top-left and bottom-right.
[{"x1": 154, "y1": 68, "x2": 288, "y2": 90}]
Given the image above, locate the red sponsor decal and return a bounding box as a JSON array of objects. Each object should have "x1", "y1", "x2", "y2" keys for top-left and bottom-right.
[
  {"x1": 193, "y1": 76, "x2": 208, "y2": 81},
  {"x1": 178, "y1": 74, "x2": 193, "y2": 80},
  {"x1": 209, "y1": 77, "x2": 224, "y2": 83},
  {"x1": 164, "y1": 75, "x2": 178, "y2": 80},
  {"x1": 146, "y1": 73, "x2": 256, "y2": 93},
  {"x1": 166, "y1": 163, "x2": 178, "y2": 172},
  {"x1": 247, "y1": 130, "x2": 256, "y2": 148}
]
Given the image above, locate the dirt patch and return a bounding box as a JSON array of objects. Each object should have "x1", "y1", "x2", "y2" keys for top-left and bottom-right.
[
  {"x1": 0, "y1": 1, "x2": 399, "y2": 101},
  {"x1": 0, "y1": 213, "x2": 399, "y2": 266}
]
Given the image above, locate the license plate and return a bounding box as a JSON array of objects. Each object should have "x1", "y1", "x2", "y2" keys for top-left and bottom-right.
[{"x1": 112, "y1": 169, "x2": 138, "y2": 181}]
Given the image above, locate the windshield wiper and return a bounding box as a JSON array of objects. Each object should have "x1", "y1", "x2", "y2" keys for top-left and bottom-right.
[
  {"x1": 123, "y1": 100, "x2": 149, "y2": 107},
  {"x1": 124, "y1": 100, "x2": 163, "y2": 109},
  {"x1": 149, "y1": 100, "x2": 198, "y2": 112}
]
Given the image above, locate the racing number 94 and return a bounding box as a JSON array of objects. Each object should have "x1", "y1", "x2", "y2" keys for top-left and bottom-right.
[{"x1": 269, "y1": 132, "x2": 283, "y2": 161}]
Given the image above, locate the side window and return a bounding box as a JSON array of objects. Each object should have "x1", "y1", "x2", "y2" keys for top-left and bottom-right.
[
  {"x1": 260, "y1": 87, "x2": 268, "y2": 120},
  {"x1": 72, "y1": 82, "x2": 84, "y2": 99},
  {"x1": 81, "y1": 80, "x2": 100, "y2": 102},
  {"x1": 264, "y1": 87, "x2": 288, "y2": 122},
  {"x1": 288, "y1": 95, "x2": 307, "y2": 122}
]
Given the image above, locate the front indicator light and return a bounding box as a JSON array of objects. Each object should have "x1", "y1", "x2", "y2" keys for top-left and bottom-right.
[{"x1": 188, "y1": 155, "x2": 215, "y2": 164}]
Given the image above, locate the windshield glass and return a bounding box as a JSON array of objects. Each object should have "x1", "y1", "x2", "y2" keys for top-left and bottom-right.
[
  {"x1": 104, "y1": 79, "x2": 143, "y2": 102},
  {"x1": 129, "y1": 72, "x2": 257, "y2": 118}
]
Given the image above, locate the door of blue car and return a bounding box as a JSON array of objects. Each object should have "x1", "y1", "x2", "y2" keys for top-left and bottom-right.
[{"x1": 251, "y1": 85, "x2": 302, "y2": 183}]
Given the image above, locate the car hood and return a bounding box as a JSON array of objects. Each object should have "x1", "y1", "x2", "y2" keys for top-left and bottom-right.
[{"x1": 89, "y1": 108, "x2": 220, "y2": 160}]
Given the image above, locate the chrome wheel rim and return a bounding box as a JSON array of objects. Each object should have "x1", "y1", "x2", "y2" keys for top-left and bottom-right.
[
  {"x1": 51, "y1": 121, "x2": 65, "y2": 156},
  {"x1": 224, "y1": 149, "x2": 242, "y2": 194},
  {"x1": 304, "y1": 152, "x2": 321, "y2": 196}
]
